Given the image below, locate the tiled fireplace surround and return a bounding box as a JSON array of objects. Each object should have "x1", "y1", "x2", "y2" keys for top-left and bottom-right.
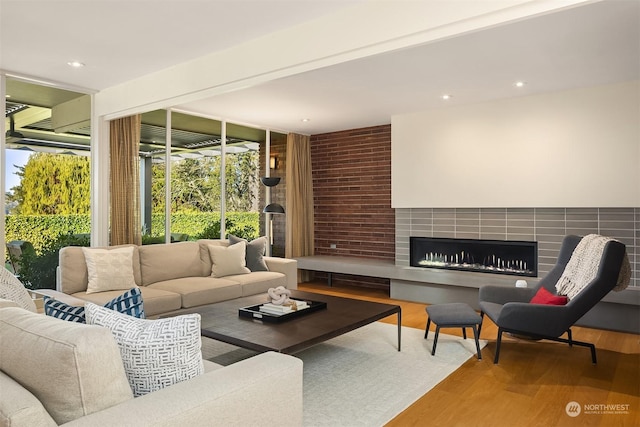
[
  {"x1": 310, "y1": 125, "x2": 639, "y2": 290},
  {"x1": 310, "y1": 125, "x2": 638, "y2": 332},
  {"x1": 396, "y1": 207, "x2": 639, "y2": 288}
]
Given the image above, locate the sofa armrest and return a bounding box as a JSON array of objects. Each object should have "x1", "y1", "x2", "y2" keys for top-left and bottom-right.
[
  {"x1": 32, "y1": 289, "x2": 86, "y2": 307},
  {"x1": 62, "y1": 351, "x2": 303, "y2": 427},
  {"x1": 0, "y1": 298, "x2": 20, "y2": 309},
  {"x1": 265, "y1": 257, "x2": 298, "y2": 290}
]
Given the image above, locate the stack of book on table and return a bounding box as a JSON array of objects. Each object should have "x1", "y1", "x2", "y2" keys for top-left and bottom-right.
[{"x1": 259, "y1": 300, "x2": 309, "y2": 316}]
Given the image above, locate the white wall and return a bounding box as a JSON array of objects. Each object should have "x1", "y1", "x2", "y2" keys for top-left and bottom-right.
[{"x1": 391, "y1": 81, "x2": 640, "y2": 208}]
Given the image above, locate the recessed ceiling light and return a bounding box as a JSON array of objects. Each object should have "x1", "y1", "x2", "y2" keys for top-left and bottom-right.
[
  {"x1": 441, "y1": 94, "x2": 452, "y2": 100},
  {"x1": 301, "y1": 118, "x2": 311, "y2": 122},
  {"x1": 514, "y1": 81, "x2": 526, "y2": 88},
  {"x1": 67, "y1": 61, "x2": 85, "y2": 68}
]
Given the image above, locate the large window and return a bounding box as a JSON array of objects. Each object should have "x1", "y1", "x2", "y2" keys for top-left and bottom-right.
[
  {"x1": 3, "y1": 78, "x2": 91, "y2": 287},
  {"x1": 2, "y1": 76, "x2": 284, "y2": 290},
  {"x1": 140, "y1": 111, "x2": 265, "y2": 243},
  {"x1": 139, "y1": 110, "x2": 167, "y2": 242},
  {"x1": 224, "y1": 122, "x2": 263, "y2": 241}
]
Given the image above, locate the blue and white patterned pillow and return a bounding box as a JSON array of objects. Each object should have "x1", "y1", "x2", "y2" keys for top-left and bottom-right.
[
  {"x1": 44, "y1": 288, "x2": 145, "y2": 323},
  {"x1": 43, "y1": 297, "x2": 86, "y2": 322},
  {"x1": 86, "y1": 303, "x2": 204, "y2": 396},
  {"x1": 104, "y1": 287, "x2": 145, "y2": 319}
]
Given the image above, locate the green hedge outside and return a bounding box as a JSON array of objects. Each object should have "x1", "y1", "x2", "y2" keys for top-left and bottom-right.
[
  {"x1": 148, "y1": 211, "x2": 260, "y2": 241},
  {"x1": 5, "y1": 212, "x2": 260, "y2": 290},
  {"x1": 5, "y1": 214, "x2": 91, "y2": 254},
  {"x1": 6, "y1": 212, "x2": 260, "y2": 254}
]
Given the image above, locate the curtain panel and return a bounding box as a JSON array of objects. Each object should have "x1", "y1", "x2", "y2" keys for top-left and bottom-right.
[
  {"x1": 109, "y1": 115, "x2": 142, "y2": 246},
  {"x1": 285, "y1": 133, "x2": 314, "y2": 282}
]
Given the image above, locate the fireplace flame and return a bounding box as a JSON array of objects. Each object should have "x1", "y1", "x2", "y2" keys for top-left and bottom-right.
[{"x1": 419, "y1": 251, "x2": 532, "y2": 274}]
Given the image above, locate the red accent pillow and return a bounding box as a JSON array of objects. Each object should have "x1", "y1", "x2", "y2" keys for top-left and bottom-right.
[{"x1": 530, "y1": 287, "x2": 568, "y2": 305}]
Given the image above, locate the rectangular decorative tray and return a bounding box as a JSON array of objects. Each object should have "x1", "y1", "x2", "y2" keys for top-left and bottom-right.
[{"x1": 239, "y1": 300, "x2": 327, "y2": 323}]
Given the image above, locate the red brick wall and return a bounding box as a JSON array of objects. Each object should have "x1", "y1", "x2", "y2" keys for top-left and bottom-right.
[{"x1": 309, "y1": 124, "x2": 394, "y2": 288}]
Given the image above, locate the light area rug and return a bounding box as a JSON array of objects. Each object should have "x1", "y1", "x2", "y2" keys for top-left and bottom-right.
[{"x1": 201, "y1": 321, "x2": 486, "y2": 427}]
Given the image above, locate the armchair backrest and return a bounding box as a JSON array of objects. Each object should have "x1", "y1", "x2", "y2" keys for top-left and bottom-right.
[
  {"x1": 535, "y1": 235, "x2": 626, "y2": 324},
  {"x1": 536, "y1": 235, "x2": 582, "y2": 293}
]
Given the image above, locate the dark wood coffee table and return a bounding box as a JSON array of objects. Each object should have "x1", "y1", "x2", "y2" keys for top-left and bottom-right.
[{"x1": 179, "y1": 290, "x2": 401, "y2": 354}]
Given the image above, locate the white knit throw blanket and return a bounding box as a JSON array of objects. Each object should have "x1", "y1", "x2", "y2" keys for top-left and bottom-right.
[{"x1": 555, "y1": 234, "x2": 631, "y2": 300}]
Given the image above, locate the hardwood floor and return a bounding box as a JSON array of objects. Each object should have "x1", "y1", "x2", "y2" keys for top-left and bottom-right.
[{"x1": 299, "y1": 282, "x2": 640, "y2": 427}]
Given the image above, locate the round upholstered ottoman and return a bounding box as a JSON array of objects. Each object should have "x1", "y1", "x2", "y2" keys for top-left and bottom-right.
[{"x1": 424, "y1": 303, "x2": 482, "y2": 359}]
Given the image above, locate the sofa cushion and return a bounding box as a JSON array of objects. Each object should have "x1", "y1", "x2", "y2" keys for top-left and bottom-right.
[
  {"x1": 0, "y1": 307, "x2": 133, "y2": 424},
  {"x1": 72, "y1": 286, "x2": 181, "y2": 317},
  {"x1": 82, "y1": 246, "x2": 138, "y2": 294},
  {"x1": 148, "y1": 277, "x2": 242, "y2": 308},
  {"x1": 86, "y1": 303, "x2": 204, "y2": 397},
  {"x1": 0, "y1": 267, "x2": 37, "y2": 312},
  {"x1": 208, "y1": 242, "x2": 251, "y2": 278},
  {"x1": 44, "y1": 287, "x2": 145, "y2": 323},
  {"x1": 228, "y1": 235, "x2": 269, "y2": 272},
  {"x1": 225, "y1": 271, "x2": 287, "y2": 296},
  {"x1": 0, "y1": 371, "x2": 57, "y2": 427},
  {"x1": 59, "y1": 245, "x2": 141, "y2": 295},
  {"x1": 197, "y1": 239, "x2": 229, "y2": 276},
  {"x1": 138, "y1": 242, "x2": 204, "y2": 286}
]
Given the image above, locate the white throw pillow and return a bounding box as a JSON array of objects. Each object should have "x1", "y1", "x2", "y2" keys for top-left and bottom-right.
[
  {"x1": 85, "y1": 303, "x2": 204, "y2": 397},
  {"x1": 208, "y1": 241, "x2": 250, "y2": 277},
  {"x1": 82, "y1": 247, "x2": 137, "y2": 294},
  {"x1": 0, "y1": 267, "x2": 37, "y2": 312}
]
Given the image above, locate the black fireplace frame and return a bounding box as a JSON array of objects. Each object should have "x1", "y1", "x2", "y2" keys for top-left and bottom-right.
[{"x1": 410, "y1": 237, "x2": 538, "y2": 277}]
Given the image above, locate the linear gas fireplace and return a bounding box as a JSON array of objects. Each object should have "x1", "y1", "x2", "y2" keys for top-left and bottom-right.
[{"x1": 410, "y1": 237, "x2": 537, "y2": 277}]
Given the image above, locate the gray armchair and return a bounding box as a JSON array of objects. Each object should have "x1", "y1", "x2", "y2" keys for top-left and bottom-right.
[{"x1": 478, "y1": 235, "x2": 626, "y2": 364}]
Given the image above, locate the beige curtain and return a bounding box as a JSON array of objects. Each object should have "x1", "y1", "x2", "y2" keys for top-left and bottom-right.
[
  {"x1": 285, "y1": 133, "x2": 314, "y2": 282},
  {"x1": 110, "y1": 115, "x2": 142, "y2": 246}
]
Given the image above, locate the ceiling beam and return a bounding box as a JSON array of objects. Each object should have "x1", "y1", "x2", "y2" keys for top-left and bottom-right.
[
  {"x1": 11, "y1": 106, "x2": 51, "y2": 128},
  {"x1": 96, "y1": 0, "x2": 593, "y2": 119}
]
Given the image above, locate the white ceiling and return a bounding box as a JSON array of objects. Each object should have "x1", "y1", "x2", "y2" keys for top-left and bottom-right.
[
  {"x1": 0, "y1": 0, "x2": 363, "y2": 90},
  {"x1": 2, "y1": 0, "x2": 639, "y2": 135}
]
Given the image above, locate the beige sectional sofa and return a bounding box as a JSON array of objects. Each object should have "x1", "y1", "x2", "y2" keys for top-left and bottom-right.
[
  {"x1": 0, "y1": 303, "x2": 303, "y2": 426},
  {"x1": 48, "y1": 239, "x2": 298, "y2": 317}
]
